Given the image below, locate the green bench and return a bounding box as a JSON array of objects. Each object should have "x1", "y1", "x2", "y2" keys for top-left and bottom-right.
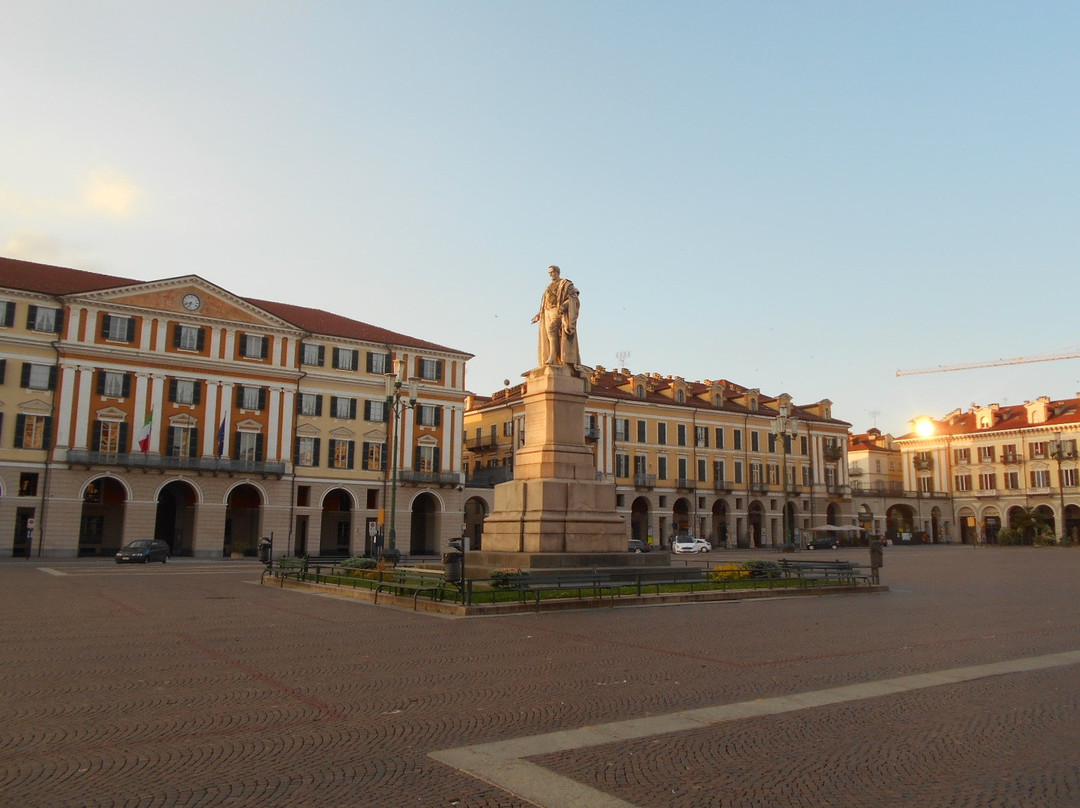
[
  {"x1": 777, "y1": 559, "x2": 874, "y2": 587},
  {"x1": 373, "y1": 570, "x2": 449, "y2": 609}
]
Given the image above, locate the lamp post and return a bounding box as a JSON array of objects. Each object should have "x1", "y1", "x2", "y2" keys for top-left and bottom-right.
[
  {"x1": 1050, "y1": 432, "x2": 1068, "y2": 544},
  {"x1": 384, "y1": 360, "x2": 418, "y2": 563},
  {"x1": 772, "y1": 396, "x2": 800, "y2": 551}
]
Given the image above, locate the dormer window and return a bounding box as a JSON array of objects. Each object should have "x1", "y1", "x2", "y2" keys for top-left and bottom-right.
[{"x1": 636, "y1": 385, "x2": 644, "y2": 399}]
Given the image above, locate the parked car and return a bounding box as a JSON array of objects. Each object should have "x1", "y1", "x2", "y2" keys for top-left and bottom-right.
[
  {"x1": 672, "y1": 536, "x2": 712, "y2": 554},
  {"x1": 806, "y1": 535, "x2": 841, "y2": 550},
  {"x1": 628, "y1": 538, "x2": 652, "y2": 553},
  {"x1": 116, "y1": 539, "x2": 170, "y2": 564}
]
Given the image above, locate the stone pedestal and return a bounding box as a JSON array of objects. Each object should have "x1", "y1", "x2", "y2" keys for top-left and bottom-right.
[{"x1": 481, "y1": 365, "x2": 628, "y2": 555}]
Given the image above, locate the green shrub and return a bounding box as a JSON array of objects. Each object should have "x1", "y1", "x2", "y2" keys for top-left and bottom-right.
[
  {"x1": 1034, "y1": 531, "x2": 1058, "y2": 547},
  {"x1": 340, "y1": 556, "x2": 378, "y2": 570},
  {"x1": 741, "y1": 559, "x2": 782, "y2": 579},
  {"x1": 996, "y1": 528, "x2": 1024, "y2": 546},
  {"x1": 489, "y1": 568, "x2": 529, "y2": 588}
]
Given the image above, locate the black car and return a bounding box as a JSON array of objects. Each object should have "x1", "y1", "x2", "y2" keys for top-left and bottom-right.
[
  {"x1": 806, "y1": 535, "x2": 841, "y2": 550},
  {"x1": 116, "y1": 539, "x2": 170, "y2": 564},
  {"x1": 628, "y1": 538, "x2": 652, "y2": 553}
]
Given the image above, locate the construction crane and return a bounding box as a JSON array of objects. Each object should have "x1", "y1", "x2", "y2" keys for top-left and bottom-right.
[{"x1": 896, "y1": 347, "x2": 1080, "y2": 377}]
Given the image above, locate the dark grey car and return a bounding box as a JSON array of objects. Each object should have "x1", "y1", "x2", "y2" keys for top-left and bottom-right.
[{"x1": 116, "y1": 539, "x2": 170, "y2": 564}]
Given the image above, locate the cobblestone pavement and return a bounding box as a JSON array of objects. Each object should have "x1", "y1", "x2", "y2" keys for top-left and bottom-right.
[{"x1": 3, "y1": 546, "x2": 1080, "y2": 808}]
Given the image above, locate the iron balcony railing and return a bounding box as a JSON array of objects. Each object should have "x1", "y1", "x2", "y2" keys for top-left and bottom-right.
[
  {"x1": 397, "y1": 470, "x2": 464, "y2": 487},
  {"x1": 634, "y1": 474, "x2": 657, "y2": 488},
  {"x1": 465, "y1": 466, "x2": 513, "y2": 487},
  {"x1": 66, "y1": 449, "x2": 286, "y2": 476}
]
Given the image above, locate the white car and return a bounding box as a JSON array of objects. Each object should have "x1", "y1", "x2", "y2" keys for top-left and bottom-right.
[{"x1": 672, "y1": 536, "x2": 711, "y2": 554}]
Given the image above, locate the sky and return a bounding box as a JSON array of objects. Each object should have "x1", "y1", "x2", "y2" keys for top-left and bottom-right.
[{"x1": 2, "y1": 1, "x2": 1078, "y2": 437}]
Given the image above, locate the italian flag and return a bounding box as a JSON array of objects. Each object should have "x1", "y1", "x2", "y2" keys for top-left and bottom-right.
[{"x1": 137, "y1": 409, "x2": 153, "y2": 452}]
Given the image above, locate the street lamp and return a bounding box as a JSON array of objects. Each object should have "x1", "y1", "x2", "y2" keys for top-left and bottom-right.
[
  {"x1": 1050, "y1": 432, "x2": 1070, "y2": 544},
  {"x1": 772, "y1": 395, "x2": 800, "y2": 551},
  {"x1": 384, "y1": 360, "x2": 418, "y2": 563}
]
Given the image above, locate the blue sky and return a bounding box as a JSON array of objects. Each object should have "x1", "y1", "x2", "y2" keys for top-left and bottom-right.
[{"x1": 2, "y1": 1, "x2": 1077, "y2": 436}]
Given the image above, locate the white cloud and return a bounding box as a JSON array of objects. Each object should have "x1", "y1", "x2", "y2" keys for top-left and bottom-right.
[
  {"x1": 82, "y1": 168, "x2": 141, "y2": 218},
  {"x1": 2, "y1": 230, "x2": 86, "y2": 267}
]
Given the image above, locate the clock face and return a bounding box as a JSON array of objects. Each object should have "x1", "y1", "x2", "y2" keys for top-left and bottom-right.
[{"x1": 182, "y1": 293, "x2": 201, "y2": 311}]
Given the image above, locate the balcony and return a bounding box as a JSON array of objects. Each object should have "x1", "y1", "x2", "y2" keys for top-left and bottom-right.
[
  {"x1": 464, "y1": 436, "x2": 500, "y2": 452},
  {"x1": 748, "y1": 481, "x2": 766, "y2": 493},
  {"x1": 466, "y1": 467, "x2": 513, "y2": 487},
  {"x1": 1002, "y1": 454, "x2": 1020, "y2": 464},
  {"x1": 1028, "y1": 486, "x2": 1052, "y2": 496},
  {"x1": 65, "y1": 449, "x2": 286, "y2": 477},
  {"x1": 714, "y1": 480, "x2": 733, "y2": 492},
  {"x1": 398, "y1": 470, "x2": 464, "y2": 487},
  {"x1": 976, "y1": 489, "x2": 998, "y2": 498},
  {"x1": 585, "y1": 426, "x2": 601, "y2": 441},
  {"x1": 848, "y1": 466, "x2": 863, "y2": 476},
  {"x1": 633, "y1": 474, "x2": 657, "y2": 489},
  {"x1": 675, "y1": 477, "x2": 694, "y2": 490}
]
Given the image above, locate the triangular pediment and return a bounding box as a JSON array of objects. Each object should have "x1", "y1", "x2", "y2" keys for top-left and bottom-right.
[
  {"x1": 362, "y1": 426, "x2": 388, "y2": 440},
  {"x1": 296, "y1": 423, "x2": 320, "y2": 437},
  {"x1": 18, "y1": 398, "x2": 53, "y2": 414},
  {"x1": 167, "y1": 413, "x2": 198, "y2": 427},
  {"x1": 329, "y1": 426, "x2": 356, "y2": 439},
  {"x1": 235, "y1": 418, "x2": 262, "y2": 430},
  {"x1": 65, "y1": 276, "x2": 300, "y2": 331},
  {"x1": 417, "y1": 434, "x2": 439, "y2": 446},
  {"x1": 95, "y1": 405, "x2": 127, "y2": 420}
]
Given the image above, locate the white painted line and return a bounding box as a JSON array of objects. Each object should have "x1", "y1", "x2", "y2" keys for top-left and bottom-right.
[
  {"x1": 431, "y1": 649, "x2": 1080, "y2": 808},
  {"x1": 38, "y1": 567, "x2": 67, "y2": 576}
]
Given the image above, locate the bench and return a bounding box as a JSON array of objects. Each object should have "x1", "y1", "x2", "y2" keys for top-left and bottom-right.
[
  {"x1": 777, "y1": 559, "x2": 874, "y2": 587},
  {"x1": 373, "y1": 570, "x2": 448, "y2": 610},
  {"x1": 510, "y1": 571, "x2": 636, "y2": 609},
  {"x1": 264, "y1": 556, "x2": 308, "y2": 587}
]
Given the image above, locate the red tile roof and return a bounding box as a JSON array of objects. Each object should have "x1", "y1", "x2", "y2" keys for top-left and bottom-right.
[
  {"x1": 899, "y1": 397, "x2": 1080, "y2": 439},
  {"x1": 0, "y1": 256, "x2": 470, "y2": 356}
]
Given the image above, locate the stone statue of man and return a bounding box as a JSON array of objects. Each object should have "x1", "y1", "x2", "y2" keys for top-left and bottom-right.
[{"x1": 531, "y1": 265, "x2": 581, "y2": 370}]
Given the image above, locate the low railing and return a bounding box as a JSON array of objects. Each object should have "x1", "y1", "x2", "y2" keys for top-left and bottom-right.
[
  {"x1": 398, "y1": 470, "x2": 464, "y2": 487},
  {"x1": 66, "y1": 449, "x2": 286, "y2": 476},
  {"x1": 634, "y1": 474, "x2": 657, "y2": 488}
]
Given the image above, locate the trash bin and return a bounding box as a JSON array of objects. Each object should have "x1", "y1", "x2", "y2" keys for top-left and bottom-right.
[
  {"x1": 443, "y1": 541, "x2": 463, "y2": 585},
  {"x1": 258, "y1": 536, "x2": 272, "y2": 565}
]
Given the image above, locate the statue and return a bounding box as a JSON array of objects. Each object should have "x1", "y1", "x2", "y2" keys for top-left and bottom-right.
[{"x1": 531, "y1": 265, "x2": 581, "y2": 370}]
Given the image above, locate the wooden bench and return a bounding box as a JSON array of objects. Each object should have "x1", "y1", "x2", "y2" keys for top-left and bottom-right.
[{"x1": 264, "y1": 556, "x2": 308, "y2": 587}]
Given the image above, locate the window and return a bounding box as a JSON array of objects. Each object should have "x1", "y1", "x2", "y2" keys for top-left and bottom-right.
[
  {"x1": 503, "y1": 421, "x2": 514, "y2": 437},
  {"x1": 174, "y1": 325, "x2": 204, "y2": 352},
  {"x1": 14, "y1": 414, "x2": 52, "y2": 449},
  {"x1": 979, "y1": 472, "x2": 996, "y2": 491},
  {"x1": 416, "y1": 444, "x2": 439, "y2": 473},
  {"x1": 333, "y1": 348, "x2": 358, "y2": 371},
  {"x1": 97, "y1": 371, "x2": 130, "y2": 398},
  {"x1": 615, "y1": 418, "x2": 629, "y2": 441},
  {"x1": 93, "y1": 420, "x2": 126, "y2": 454},
  {"x1": 239, "y1": 386, "x2": 265, "y2": 411},
  {"x1": 715, "y1": 427, "x2": 724, "y2": 449},
  {"x1": 236, "y1": 431, "x2": 263, "y2": 462},
  {"x1": 615, "y1": 454, "x2": 630, "y2": 478},
  {"x1": 696, "y1": 426, "x2": 708, "y2": 448},
  {"x1": 241, "y1": 334, "x2": 267, "y2": 359},
  {"x1": 1030, "y1": 442, "x2": 1048, "y2": 459},
  {"x1": 167, "y1": 426, "x2": 198, "y2": 458},
  {"x1": 329, "y1": 439, "x2": 355, "y2": 469},
  {"x1": 917, "y1": 476, "x2": 933, "y2": 493},
  {"x1": 101, "y1": 314, "x2": 134, "y2": 342},
  {"x1": 751, "y1": 431, "x2": 760, "y2": 452},
  {"x1": 978, "y1": 446, "x2": 995, "y2": 463},
  {"x1": 419, "y1": 358, "x2": 443, "y2": 381},
  {"x1": 657, "y1": 457, "x2": 667, "y2": 480},
  {"x1": 297, "y1": 393, "x2": 322, "y2": 417},
  {"x1": 301, "y1": 343, "x2": 324, "y2": 366},
  {"x1": 800, "y1": 435, "x2": 808, "y2": 455},
  {"x1": 362, "y1": 441, "x2": 386, "y2": 471},
  {"x1": 657, "y1": 423, "x2": 667, "y2": 445},
  {"x1": 367, "y1": 352, "x2": 391, "y2": 374},
  {"x1": 768, "y1": 433, "x2": 777, "y2": 453},
  {"x1": 364, "y1": 400, "x2": 387, "y2": 422},
  {"x1": 19, "y1": 472, "x2": 38, "y2": 496},
  {"x1": 1030, "y1": 469, "x2": 1051, "y2": 488},
  {"x1": 1063, "y1": 468, "x2": 1078, "y2": 488},
  {"x1": 677, "y1": 424, "x2": 687, "y2": 446},
  {"x1": 697, "y1": 458, "x2": 707, "y2": 481},
  {"x1": 295, "y1": 436, "x2": 320, "y2": 467},
  {"x1": 170, "y1": 379, "x2": 201, "y2": 405},
  {"x1": 331, "y1": 396, "x2": 356, "y2": 420},
  {"x1": 417, "y1": 404, "x2": 441, "y2": 427},
  {"x1": 802, "y1": 466, "x2": 812, "y2": 486},
  {"x1": 636, "y1": 420, "x2": 646, "y2": 442},
  {"x1": 954, "y1": 474, "x2": 972, "y2": 492},
  {"x1": 21, "y1": 363, "x2": 56, "y2": 391},
  {"x1": 1004, "y1": 471, "x2": 1020, "y2": 490},
  {"x1": 733, "y1": 430, "x2": 742, "y2": 451},
  {"x1": 750, "y1": 462, "x2": 763, "y2": 483},
  {"x1": 1002, "y1": 444, "x2": 1019, "y2": 463},
  {"x1": 28, "y1": 305, "x2": 62, "y2": 333},
  {"x1": 634, "y1": 455, "x2": 648, "y2": 476},
  {"x1": 636, "y1": 385, "x2": 644, "y2": 399},
  {"x1": 0, "y1": 300, "x2": 14, "y2": 327},
  {"x1": 714, "y1": 460, "x2": 725, "y2": 482},
  {"x1": 734, "y1": 460, "x2": 744, "y2": 484},
  {"x1": 766, "y1": 463, "x2": 779, "y2": 484},
  {"x1": 954, "y1": 447, "x2": 970, "y2": 464}
]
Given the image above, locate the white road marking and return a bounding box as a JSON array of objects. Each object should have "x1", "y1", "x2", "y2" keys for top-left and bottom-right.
[{"x1": 431, "y1": 649, "x2": 1080, "y2": 808}]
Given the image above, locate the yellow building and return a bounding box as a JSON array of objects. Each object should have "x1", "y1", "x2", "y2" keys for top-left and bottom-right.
[
  {"x1": 0, "y1": 256, "x2": 472, "y2": 559},
  {"x1": 894, "y1": 397, "x2": 1080, "y2": 544},
  {"x1": 463, "y1": 366, "x2": 853, "y2": 549}
]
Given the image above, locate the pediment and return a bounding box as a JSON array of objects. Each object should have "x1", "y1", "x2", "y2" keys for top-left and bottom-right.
[
  {"x1": 329, "y1": 426, "x2": 356, "y2": 439},
  {"x1": 168, "y1": 413, "x2": 198, "y2": 427},
  {"x1": 417, "y1": 434, "x2": 439, "y2": 446},
  {"x1": 235, "y1": 418, "x2": 262, "y2": 430},
  {"x1": 363, "y1": 426, "x2": 389, "y2": 440},
  {"x1": 65, "y1": 276, "x2": 299, "y2": 331},
  {"x1": 95, "y1": 406, "x2": 127, "y2": 420},
  {"x1": 296, "y1": 423, "x2": 320, "y2": 437},
  {"x1": 18, "y1": 398, "x2": 53, "y2": 414}
]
